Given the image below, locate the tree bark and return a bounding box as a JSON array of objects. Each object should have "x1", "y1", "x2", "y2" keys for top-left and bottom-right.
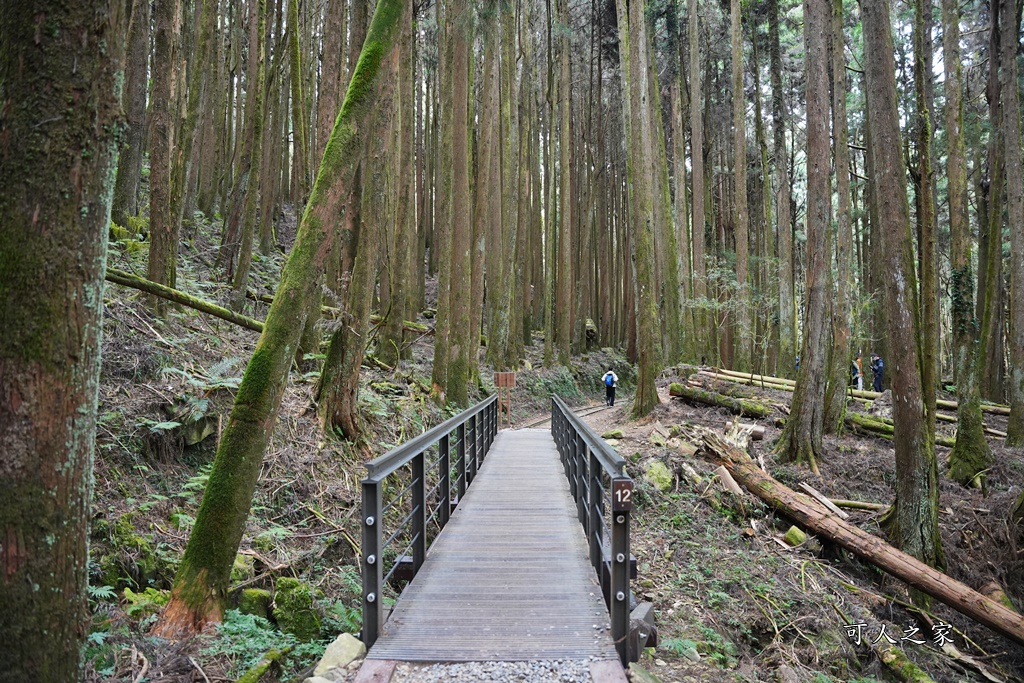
[
  {"x1": 944, "y1": 0, "x2": 992, "y2": 483},
  {"x1": 148, "y1": 0, "x2": 182, "y2": 310},
  {"x1": 1000, "y1": 0, "x2": 1024, "y2": 443},
  {"x1": 555, "y1": 0, "x2": 574, "y2": 367},
  {"x1": 153, "y1": 0, "x2": 407, "y2": 635},
  {"x1": 111, "y1": 0, "x2": 151, "y2": 229},
  {"x1": 689, "y1": 0, "x2": 708, "y2": 364},
  {"x1": 0, "y1": 1, "x2": 126, "y2": 677},
  {"x1": 861, "y1": 0, "x2": 944, "y2": 587},
  {"x1": 445, "y1": 0, "x2": 473, "y2": 406},
  {"x1": 774, "y1": 0, "x2": 831, "y2": 474},
  {"x1": 616, "y1": 0, "x2": 662, "y2": 417},
  {"x1": 731, "y1": 0, "x2": 751, "y2": 371},
  {"x1": 825, "y1": 0, "x2": 854, "y2": 432}
]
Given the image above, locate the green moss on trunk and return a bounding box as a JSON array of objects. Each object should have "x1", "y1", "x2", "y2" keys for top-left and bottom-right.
[{"x1": 155, "y1": 0, "x2": 408, "y2": 635}]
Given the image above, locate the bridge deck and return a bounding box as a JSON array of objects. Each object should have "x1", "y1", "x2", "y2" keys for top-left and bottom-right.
[{"x1": 366, "y1": 429, "x2": 619, "y2": 662}]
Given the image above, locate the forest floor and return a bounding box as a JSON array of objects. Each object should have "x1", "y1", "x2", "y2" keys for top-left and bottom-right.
[{"x1": 88, "y1": 218, "x2": 1024, "y2": 683}]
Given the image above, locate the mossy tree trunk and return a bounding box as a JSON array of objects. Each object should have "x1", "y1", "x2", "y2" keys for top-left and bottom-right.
[
  {"x1": 944, "y1": 0, "x2": 992, "y2": 484},
  {"x1": 1000, "y1": 0, "x2": 1024, "y2": 444},
  {"x1": 154, "y1": 0, "x2": 408, "y2": 635},
  {"x1": 111, "y1": 0, "x2": 151, "y2": 229},
  {"x1": 774, "y1": 0, "x2": 831, "y2": 475},
  {"x1": 0, "y1": 1, "x2": 126, "y2": 678},
  {"x1": 862, "y1": 0, "x2": 945, "y2": 594}
]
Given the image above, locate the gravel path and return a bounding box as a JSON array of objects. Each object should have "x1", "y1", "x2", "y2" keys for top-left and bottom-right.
[{"x1": 388, "y1": 659, "x2": 600, "y2": 682}]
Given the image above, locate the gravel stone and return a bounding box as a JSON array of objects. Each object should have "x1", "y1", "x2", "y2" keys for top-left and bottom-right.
[{"x1": 389, "y1": 659, "x2": 598, "y2": 683}]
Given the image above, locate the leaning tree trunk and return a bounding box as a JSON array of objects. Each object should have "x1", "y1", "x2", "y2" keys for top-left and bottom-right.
[
  {"x1": 862, "y1": 0, "x2": 945, "y2": 589},
  {"x1": 1000, "y1": 0, "x2": 1024, "y2": 444},
  {"x1": 153, "y1": 0, "x2": 408, "y2": 635},
  {"x1": 0, "y1": 2, "x2": 126, "y2": 679},
  {"x1": 774, "y1": 0, "x2": 831, "y2": 474},
  {"x1": 943, "y1": 0, "x2": 992, "y2": 484}
]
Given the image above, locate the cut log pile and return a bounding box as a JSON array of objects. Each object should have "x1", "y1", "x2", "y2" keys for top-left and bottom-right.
[{"x1": 687, "y1": 426, "x2": 1024, "y2": 648}]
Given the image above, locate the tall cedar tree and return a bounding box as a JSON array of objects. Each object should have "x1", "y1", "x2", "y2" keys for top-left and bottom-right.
[
  {"x1": 774, "y1": 0, "x2": 831, "y2": 474},
  {"x1": 943, "y1": 0, "x2": 992, "y2": 482},
  {"x1": 1001, "y1": 0, "x2": 1024, "y2": 443},
  {"x1": 861, "y1": 0, "x2": 945, "y2": 585},
  {"x1": 690, "y1": 0, "x2": 708, "y2": 364},
  {"x1": 111, "y1": 0, "x2": 151, "y2": 228},
  {"x1": 0, "y1": 1, "x2": 126, "y2": 678},
  {"x1": 825, "y1": 0, "x2": 854, "y2": 432},
  {"x1": 154, "y1": 0, "x2": 408, "y2": 635},
  {"x1": 148, "y1": 0, "x2": 182, "y2": 308},
  {"x1": 731, "y1": 0, "x2": 751, "y2": 371},
  {"x1": 617, "y1": 0, "x2": 663, "y2": 417},
  {"x1": 770, "y1": 0, "x2": 796, "y2": 377}
]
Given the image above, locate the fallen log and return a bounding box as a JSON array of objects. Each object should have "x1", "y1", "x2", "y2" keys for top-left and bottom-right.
[
  {"x1": 725, "y1": 421, "x2": 765, "y2": 440},
  {"x1": 846, "y1": 412, "x2": 956, "y2": 448},
  {"x1": 697, "y1": 371, "x2": 794, "y2": 393},
  {"x1": 106, "y1": 268, "x2": 265, "y2": 332},
  {"x1": 669, "y1": 383, "x2": 772, "y2": 419},
  {"x1": 830, "y1": 498, "x2": 890, "y2": 512},
  {"x1": 714, "y1": 367, "x2": 1011, "y2": 416},
  {"x1": 690, "y1": 428, "x2": 1024, "y2": 648}
]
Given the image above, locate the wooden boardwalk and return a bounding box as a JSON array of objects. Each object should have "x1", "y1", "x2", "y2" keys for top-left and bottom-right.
[{"x1": 366, "y1": 429, "x2": 619, "y2": 662}]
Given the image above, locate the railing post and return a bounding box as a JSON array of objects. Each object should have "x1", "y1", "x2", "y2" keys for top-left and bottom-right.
[
  {"x1": 610, "y1": 478, "x2": 632, "y2": 666},
  {"x1": 588, "y1": 451, "x2": 601, "y2": 573},
  {"x1": 567, "y1": 425, "x2": 578, "y2": 500},
  {"x1": 361, "y1": 478, "x2": 383, "y2": 648},
  {"x1": 469, "y1": 414, "x2": 478, "y2": 481},
  {"x1": 575, "y1": 432, "x2": 586, "y2": 523},
  {"x1": 439, "y1": 434, "x2": 451, "y2": 526},
  {"x1": 412, "y1": 450, "x2": 426, "y2": 573},
  {"x1": 457, "y1": 423, "x2": 467, "y2": 498}
]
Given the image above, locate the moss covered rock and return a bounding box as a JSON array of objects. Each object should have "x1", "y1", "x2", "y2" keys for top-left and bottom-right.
[
  {"x1": 644, "y1": 461, "x2": 674, "y2": 493},
  {"x1": 273, "y1": 577, "x2": 321, "y2": 641},
  {"x1": 232, "y1": 553, "x2": 255, "y2": 582},
  {"x1": 239, "y1": 588, "x2": 273, "y2": 619},
  {"x1": 602, "y1": 428, "x2": 624, "y2": 439}
]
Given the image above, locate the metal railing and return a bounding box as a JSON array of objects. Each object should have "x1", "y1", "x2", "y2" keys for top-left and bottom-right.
[
  {"x1": 361, "y1": 394, "x2": 498, "y2": 647},
  {"x1": 551, "y1": 396, "x2": 634, "y2": 665}
]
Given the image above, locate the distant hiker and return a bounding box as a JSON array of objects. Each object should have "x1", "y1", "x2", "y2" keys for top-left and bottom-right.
[
  {"x1": 795, "y1": 355, "x2": 800, "y2": 372},
  {"x1": 850, "y1": 357, "x2": 864, "y2": 391},
  {"x1": 871, "y1": 354, "x2": 884, "y2": 392},
  {"x1": 602, "y1": 368, "x2": 618, "y2": 406}
]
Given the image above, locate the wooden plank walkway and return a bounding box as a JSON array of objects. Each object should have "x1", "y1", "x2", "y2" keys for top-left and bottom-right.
[{"x1": 366, "y1": 429, "x2": 619, "y2": 662}]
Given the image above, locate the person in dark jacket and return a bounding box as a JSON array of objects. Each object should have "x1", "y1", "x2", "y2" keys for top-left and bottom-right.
[{"x1": 871, "y1": 354, "x2": 884, "y2": 392}]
